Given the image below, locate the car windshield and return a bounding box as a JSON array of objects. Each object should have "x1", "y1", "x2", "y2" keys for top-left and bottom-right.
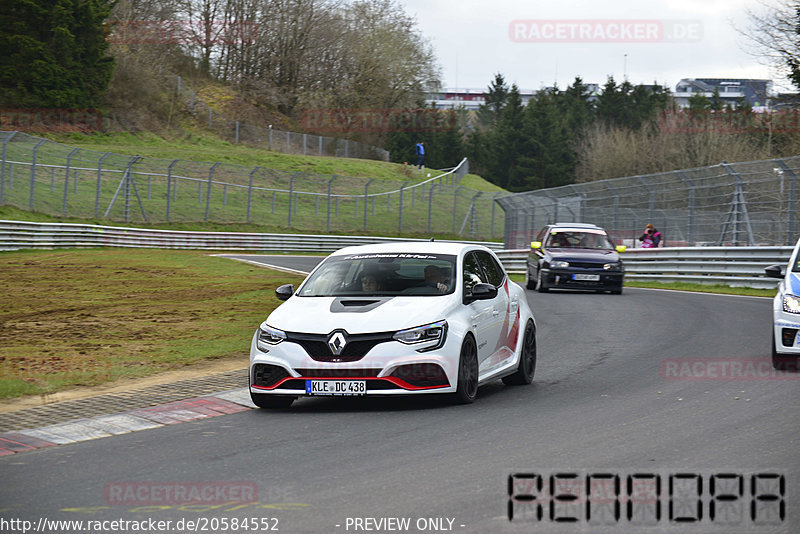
[
  {"x1": 546, "y1": 231, "x2": 614, "y2": 250},
  {"x1": 297, "y1": 253, "x2": 457, "y2": 297}
]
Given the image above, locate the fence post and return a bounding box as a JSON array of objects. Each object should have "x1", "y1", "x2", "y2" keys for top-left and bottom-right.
[
  {"x1": 398, "y1": 181, "x2": 408, "y2": 233},
  {"x1": 677, "y1": 171, "x2": 695, "y2": 246},
  {"x1": 166, "y1": 159, "x2": 179, "y2": 222},
  {"x1": 204, "y1": 162, "x2": 220, "y2": 222},
  {"x1": 364, "y1": 178, "x2": 374, "y2": 231},
  {"x1": 490, "y1": 193, "x2": 501, "y2": 238},
  {"x1": 269, "y1": 126, "x2": 273, "y2": 151},
  {"x1": 719, "y1": 162, "x2": 755, "y2": 246},
  {"x1": 94, "y1": 152, "x2": 112, "y2": 218},
  {"x1": 288, "y1": 172, "x2": 298, "y2": 227},
  {"x1": 286, "y1": 131, "x2": 290, "y2": 153},
  {"x1": 427, "y1": 184, "x2": 438, "y2": 234},
  {"x1": 209, "y1": 108, "x2": 213, "y2": 129},
  {"x1": 177, "y1": 75, "x2": 181, "y2": 95},
  {"x1": 235, "y1": 121, "x2": 240, "y2": 144},
  {"x1": 28, "y1": 139, "x2": 46, "y2": 210},
  {"x1": 327, "y1": 175, "x2": 336, "y2": 232},
  {"x1": 246, "y1": 166, "x2": 259, "y2": 223},
  {"x1": 452, "y1": 185, "x2": 463, "y2": 234},
  {"x1": 303, "y1": 134, "x2": 307, "y2": 156},
  {"x1": 775, "y1": 159, "x2": 797, "y2": 246},
  {"x1": 319, "y1": 136, "x2": 323, "y2": 157},
  {"x1": 1, "y1": 131, "x2": 17, "y2": 204},
  {"x1": 62, "y1": 147, "x2": 80, "y2": 215}
]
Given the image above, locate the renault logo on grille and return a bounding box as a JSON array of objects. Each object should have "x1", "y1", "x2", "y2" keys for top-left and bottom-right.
[{"x1": 328, "y1": 331, "x2": 347, "y2": 356}]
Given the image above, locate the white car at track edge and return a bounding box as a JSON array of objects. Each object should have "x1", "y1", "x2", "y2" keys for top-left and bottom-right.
[
  {"x1": 766, "y1": 237, "x2": 800, "y2": 370},
  {"x1": 249, "y1": 242, "x2": 537, "y2": 408}
]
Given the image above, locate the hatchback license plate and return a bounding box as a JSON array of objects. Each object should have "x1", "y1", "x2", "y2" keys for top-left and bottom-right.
[
  {"x1": 306, "y1": 380, "x2": 366, "y2": 396},
  {"x1": 573, "y1": 274, "x2": 600, "y2": 281}
]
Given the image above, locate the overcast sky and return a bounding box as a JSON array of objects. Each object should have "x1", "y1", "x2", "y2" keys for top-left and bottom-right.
[{"x1": 400, "y1": 0, "x2": 788, "y2": 94}]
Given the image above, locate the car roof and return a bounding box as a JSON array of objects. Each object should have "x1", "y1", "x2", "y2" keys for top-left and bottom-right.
[
  {"x1": 547, "y1": 223, "x2": 607, "y2": 233},
  {"x1": 548, "y1": 222, "x2": 603, "y2": 230},
  {"x1": 330, "y1": 241, "x2": 489, "y2": 257}
]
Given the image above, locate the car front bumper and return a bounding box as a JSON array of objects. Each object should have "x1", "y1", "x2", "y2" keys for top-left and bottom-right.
[
  {"x1": 249, "y1": 332, "x2": 461, "y2": 397},
  {"x1": 541, "y1": 268, "x2": 624, "y2": 290}
]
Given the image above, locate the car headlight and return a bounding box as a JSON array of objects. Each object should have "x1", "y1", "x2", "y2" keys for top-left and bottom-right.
[
  {"x1": 784, "y1": 295, "x2": 800, "y2": 314},
  {"x1": 393, "y1": 320, "x2": 447, "y2": 352},
  {"x1": 552, "y1": 260, "x2": 570, "y2": 268},
  {"x1": 257, "y1": 324, "x2": 286, "y2": 351},
  {"x1": 603, "y1": 262, "x2": 622, "y2": 271}
]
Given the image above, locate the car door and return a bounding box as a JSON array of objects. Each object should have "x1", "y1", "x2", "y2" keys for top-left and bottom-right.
[
  {"x1": 462, "y1": 251, "x2": 496, "y2": 368},
  {"x1": 474, "y1": 250, "x2": 515, "y2": 373}
]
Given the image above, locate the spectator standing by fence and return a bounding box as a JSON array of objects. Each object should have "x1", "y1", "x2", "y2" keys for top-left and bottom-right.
[
  {"x1": 639, "y1": 223, "x2": 662, "y2": 248},
  {"x1": 415, "y1": 141, "x2": 425, "y2": 170}
]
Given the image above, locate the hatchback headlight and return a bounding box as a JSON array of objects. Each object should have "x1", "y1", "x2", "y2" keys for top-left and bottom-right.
[
  {"x1": 784, "y1": 294, "x2": 800, "y2": 314},
  {"x1": 603, "y1": 262, "x2": 622, "y2": 271},
  {"x1": 552, "y1": 261, "x2": 570, "y2": 268},
  {"x1": 257, "y1": 324, "x2": 286, "y2": 351},
  {"x1": 393, "y1": 320, "x2": 447, "y2": 352}
]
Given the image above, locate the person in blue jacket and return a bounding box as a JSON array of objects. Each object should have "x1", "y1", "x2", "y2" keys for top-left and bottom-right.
[{"x1": 415, "y1": 141, "x2": 425, "y2": 169}]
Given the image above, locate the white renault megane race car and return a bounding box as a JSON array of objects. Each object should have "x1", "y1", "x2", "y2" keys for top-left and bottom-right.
[
  {"x1": 249, "y1": 242, "x2": 537, "y2": 408},
  {"x1": 766, "y1": 238, "x2": 800, "y2": 370}
]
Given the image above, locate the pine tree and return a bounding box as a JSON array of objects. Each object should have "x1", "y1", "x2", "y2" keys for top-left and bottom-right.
[
  {"x1": 477, "y1": 73, "x2": 509, "y2": 128},
  {"x1": 0, "y1": 0, "x2": 115, "y2": 108}
]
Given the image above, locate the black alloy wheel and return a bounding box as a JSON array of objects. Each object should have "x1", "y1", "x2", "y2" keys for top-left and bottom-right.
[
  {"x1": 453, "y1": 335, "x2": 478, "y2": 404},
  {"x1": 502, "y1": 320, "x2": 537, "y2": 385}
]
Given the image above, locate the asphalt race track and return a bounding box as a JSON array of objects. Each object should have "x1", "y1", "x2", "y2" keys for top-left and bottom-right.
[{"x1": 1, "y1": 255, "x2": 797, "y2": 534}]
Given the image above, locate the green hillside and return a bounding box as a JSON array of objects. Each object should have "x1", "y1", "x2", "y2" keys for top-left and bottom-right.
[{"x1": 1, "y1": 131, "x2": 508, "y2": 241}]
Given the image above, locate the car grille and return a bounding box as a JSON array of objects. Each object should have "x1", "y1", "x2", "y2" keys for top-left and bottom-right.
[
  {"x1": 285, "y1": 331, "x2": 395, "y2": 362},
  {"x1": 294, "y1": 368, "x2": 382, "y2": 378},
  {"x1": 563, "y1": 261, "x2": 604, "y2": 269}
]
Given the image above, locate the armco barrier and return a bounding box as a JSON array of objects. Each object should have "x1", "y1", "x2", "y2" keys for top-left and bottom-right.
[
  {"x1": 0, "y1": 220, "x2": 502, "y2": 253},
  {"x1": 494, "y1": 246, "x2": 792, "y2": 290},
  {"x1": 0, "y1": 220, "x2": 789, "y2": 289}
]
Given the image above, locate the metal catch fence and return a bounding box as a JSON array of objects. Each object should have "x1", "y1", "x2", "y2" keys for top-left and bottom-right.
[
  {"x1": 497, "y1": 157, "x2": 799, "y2": 248},
  {"x1": 0, "y1": 131, "x2": 507, "y2": 240}
]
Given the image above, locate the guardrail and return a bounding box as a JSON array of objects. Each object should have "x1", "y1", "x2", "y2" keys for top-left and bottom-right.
[
  {"x1": 0, "y1": 220, "x2": 502, "y2": 253},
  {"x1": 1, "y1": 220, "x2": 789, "y2": 288},
  {"x1": 494, "y1": 247, "x2": 792, "y2": 289}
]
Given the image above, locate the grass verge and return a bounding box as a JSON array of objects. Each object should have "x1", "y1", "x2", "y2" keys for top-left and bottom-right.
[{"x1": 0, "y1": 248, "x2": 304, "y2": 399}]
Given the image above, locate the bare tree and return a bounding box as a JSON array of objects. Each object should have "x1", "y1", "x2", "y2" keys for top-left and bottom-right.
[{"x1": 739, "y1": 0, "x2": 800, "y2": 88}]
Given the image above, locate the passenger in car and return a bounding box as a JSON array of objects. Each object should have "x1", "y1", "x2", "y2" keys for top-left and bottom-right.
[
  {"x1": 361, "y1": 272, "x2": 382, "y2": 292},
  {"x1": 424, "y1": 265, "x2": 449, "y2": 293}
]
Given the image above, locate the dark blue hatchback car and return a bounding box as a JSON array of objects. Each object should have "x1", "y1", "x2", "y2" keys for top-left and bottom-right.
[{"x1": 525, "y1": 223, "x2": 626, "y2": 294}]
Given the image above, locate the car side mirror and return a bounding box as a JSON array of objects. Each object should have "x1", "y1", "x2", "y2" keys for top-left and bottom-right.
[
  {"x1": 275, "y1": 284, "x2": 294, "y2": 301},
  {"x1": 765, "y1": 265, "x2": 784, "y2": 279},
  {"x1": 530, "y1": 241, "x2": 542, "y2": 250},
  {"x1": 616, "y1": 245, "x2": 627, "y2": 253},
  {"x1": 467, "y1": 282, "x2": 498, "y2": 303}
]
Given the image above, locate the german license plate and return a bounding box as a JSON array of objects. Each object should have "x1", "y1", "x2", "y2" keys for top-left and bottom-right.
[
  {"x1": 306, "y1": 380, "x2": 366, "y2": 396},
  {"x1": 573, "y1": 274, "x2": 600, "y2": 281}
]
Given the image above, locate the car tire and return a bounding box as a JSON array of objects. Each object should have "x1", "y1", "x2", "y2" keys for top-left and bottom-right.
[
  {"x1": 536, "y1": 270, "x2": 549, "y2": 293},
  {"x1": 610, "y1": 286, "x2": 623, "y2": 295},
  {"x1": 452, "y1": 335, "x2": 478, "y2": 404},
  {"x1": 502, "y1": 320, "x2": 536, "y2": 385},
  {"x1": 250, "y1": 392, "x2": 295, "y2": 409},
  {"x1": 525, "y1": 267, "x2": 536, "y2": 290},
  {"x1": 772, "y1": 334, "x2": 799, "y2": 371}
]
